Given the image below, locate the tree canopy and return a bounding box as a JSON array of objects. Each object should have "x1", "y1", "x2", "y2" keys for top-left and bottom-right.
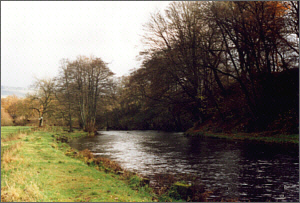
[{"x1": 3, "y1": 1, "x2": 298, "y2": 134}]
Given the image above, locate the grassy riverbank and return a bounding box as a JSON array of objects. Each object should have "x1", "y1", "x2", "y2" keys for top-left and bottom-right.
[
  {"x1": 1, "y1": 126, "x2": 176, "y2": 202},
  {"x1": 184, "y1": 130, "x2": 299, "y2": 144}
]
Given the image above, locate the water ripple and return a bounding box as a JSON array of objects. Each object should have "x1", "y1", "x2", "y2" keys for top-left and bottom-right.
[{"x1": 69, "y1": 130, "x2": 299, "y2": 202}]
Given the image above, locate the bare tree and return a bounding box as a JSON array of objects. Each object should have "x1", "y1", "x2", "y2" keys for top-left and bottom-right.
[
  {"x1": 29, "y1": 78, "x2": 55, "y2": 127},
  {"x1": 56, "y1": 56, "x2": 114, "y2": 133},
  {"x1": 55, "y1": 59, "x2": 77, "y2": 132}
]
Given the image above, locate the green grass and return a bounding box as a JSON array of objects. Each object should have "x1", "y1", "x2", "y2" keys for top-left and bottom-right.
[
  {"x1": 1, "y1": 126, "x2": 207, "y2": 202},
  {"x1": 52, "y1": 129, "x2": 89, "y2": 142},
  {"x1": 1, "y1": 127, "x2": 183, "y2": 202},
  {"x1": 185, "y1": 130, "x2": 299, "y2": 144},
  {"x1": 1, "y1": 127, "x2": 158, "y2": 202},
  {"x1": 1, "y1": 126, "x2": 33, "y2": 138},
  {"x1": 1, "y1": 126, "x2": 34, "y2": 160}
]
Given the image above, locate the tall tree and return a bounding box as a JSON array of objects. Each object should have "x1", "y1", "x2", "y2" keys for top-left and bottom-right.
[
  {"x1": 208, "y1": 1, "x2": 298, "y2": 120},
  {"x1": 142, "y1": 2, "x2": 211, "y2": 122},
  {"x1": 29, "y1": 78, "x2": 56, "y2": 127},
  {"x1": 55, "y1": 59, "x2": 77, "y2": 132},
  {"x1": 56, "y1": 56, "x2": 114, "y2": 133}
]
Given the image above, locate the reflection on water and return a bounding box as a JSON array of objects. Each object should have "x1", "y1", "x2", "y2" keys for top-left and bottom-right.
[{"x1": 69, "y1": 130, "x2": 299, "y2": 202}]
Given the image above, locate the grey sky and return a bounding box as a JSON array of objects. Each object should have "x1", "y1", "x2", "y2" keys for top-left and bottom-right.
[{"x1": 1, "y1": 1, "x2": 170, "y2": 88}]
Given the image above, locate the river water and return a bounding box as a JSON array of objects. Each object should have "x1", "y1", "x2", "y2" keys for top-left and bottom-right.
[{"x1": 69, "y1": 130, "x2": 299, "y2": 202}]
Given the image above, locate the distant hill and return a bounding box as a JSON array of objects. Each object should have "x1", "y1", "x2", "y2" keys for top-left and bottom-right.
[{"x1": 1, "y1": 86, "x2": 35, "y2": 98}]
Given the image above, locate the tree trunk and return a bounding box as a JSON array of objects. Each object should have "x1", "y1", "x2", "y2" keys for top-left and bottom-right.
[{"x1": 39, "y1": 117, "x2": 43, "y2": 127}]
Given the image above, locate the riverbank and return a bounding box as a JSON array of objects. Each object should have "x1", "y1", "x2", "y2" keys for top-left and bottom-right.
[
  {"x1": 184, "y1": 129, "x2": 299, "y2": 144},
  {"x1": 0, "y1": 126, "x2": 164, "y2": 202}
]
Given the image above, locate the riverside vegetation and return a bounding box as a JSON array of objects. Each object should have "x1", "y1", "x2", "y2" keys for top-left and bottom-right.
[
  {"x1": 1, "y1": 1, "x2": 298, "y2": 137},
  {"x1": 184, "y1": 129, "x2": 299, "y2": 144},
  {"x1": 1, "y1": 126, "x2": 213, "y2": 202},
  {"x1": 1, "y1": 126, "x2": 156, "y2": 202},
  {"x1": 1, "y1": 1, "x2": 299, "y2": 201}
]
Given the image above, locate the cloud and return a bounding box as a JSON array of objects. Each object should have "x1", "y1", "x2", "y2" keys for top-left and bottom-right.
[{"x1": 1, "y1": 1, "x2": 170, "y2": 87}]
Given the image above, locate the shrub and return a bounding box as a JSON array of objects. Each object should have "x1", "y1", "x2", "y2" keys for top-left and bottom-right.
[
  {"x1": 79, "y1": 149, "x2": 94, "y2": 159},
  {"x1": 168, "y1": 182, "x2": 191, "y2": 200},
  {"x1": 94, "y1": 156, "x2": 124, "y2": 173},
  {"x1": 15, "y1": 116, "x2": 27, "y2": 126},
  {"x1": 1, "y1": 107, "x2": 13, "y2": 126}
]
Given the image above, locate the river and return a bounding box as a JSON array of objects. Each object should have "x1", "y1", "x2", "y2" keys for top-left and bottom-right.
[{"x1": 69, "y1": 130, "x2": 299, "y2": 202}]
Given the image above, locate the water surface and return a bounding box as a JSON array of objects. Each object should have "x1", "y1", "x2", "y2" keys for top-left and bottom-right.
[{"x1": 69, "y1": 130, "x2": 299, "y2": 202}]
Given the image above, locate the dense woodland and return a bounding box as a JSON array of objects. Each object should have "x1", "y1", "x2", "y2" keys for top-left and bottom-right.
[{"x1": 1, "y1": 1, "x2": 299, "y2": 134}]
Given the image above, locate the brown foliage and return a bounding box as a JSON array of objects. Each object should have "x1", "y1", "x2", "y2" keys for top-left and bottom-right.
[
  {"x1": 2, "y1": 133, "x2": 26, "y2": 142},
  {"x1": 1, "y1": 96, "x2": 37, "y2": 126},
  {"x1": 78, "y1": 149, "x2": 94, "y2": 159},
  {"x1": 14, "y1": 116, "x2": 27, "y2": 126},
  {"x1": 1, "y1": 107, "x2": 13, "y2": 126},
  {"x1": 78, "y1": 149, "x2": 124, "y2": 172},
  {"x1": 1, "y1": 95, "x2": 19, "y2": 118},
  {"x1": 2, "y1": 142, "x2": 23, "y2": 166},
  {"x1": 94, "y1": 156, "x2": 123, "y2": 172},
  {"x1": 1, "y1": 181, "x2": 43, "y2": 202}
]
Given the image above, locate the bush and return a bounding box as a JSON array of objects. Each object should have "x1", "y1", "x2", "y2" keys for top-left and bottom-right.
[
  {"x1": 15, "y1": 116, "x2": 27, "y2": 126},
  {"x1": 1, "y1": 108, "x2": 13, "y2": 126},
  {"x1": 168, "y1": 182, "x2": 191, "y2": 200},
  {"x1": 94, "y1": 156, "x2": 123, "y2": 172}
]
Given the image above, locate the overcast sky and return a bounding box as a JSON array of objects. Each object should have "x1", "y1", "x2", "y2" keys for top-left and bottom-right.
[{"x1": 1, "y1": 1, "x2": 170, "y2": 88}]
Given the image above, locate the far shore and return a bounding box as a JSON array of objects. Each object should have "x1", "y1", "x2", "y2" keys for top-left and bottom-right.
[{"x1": 184, "y1": 130, "x2": 299, "y2": 144}]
